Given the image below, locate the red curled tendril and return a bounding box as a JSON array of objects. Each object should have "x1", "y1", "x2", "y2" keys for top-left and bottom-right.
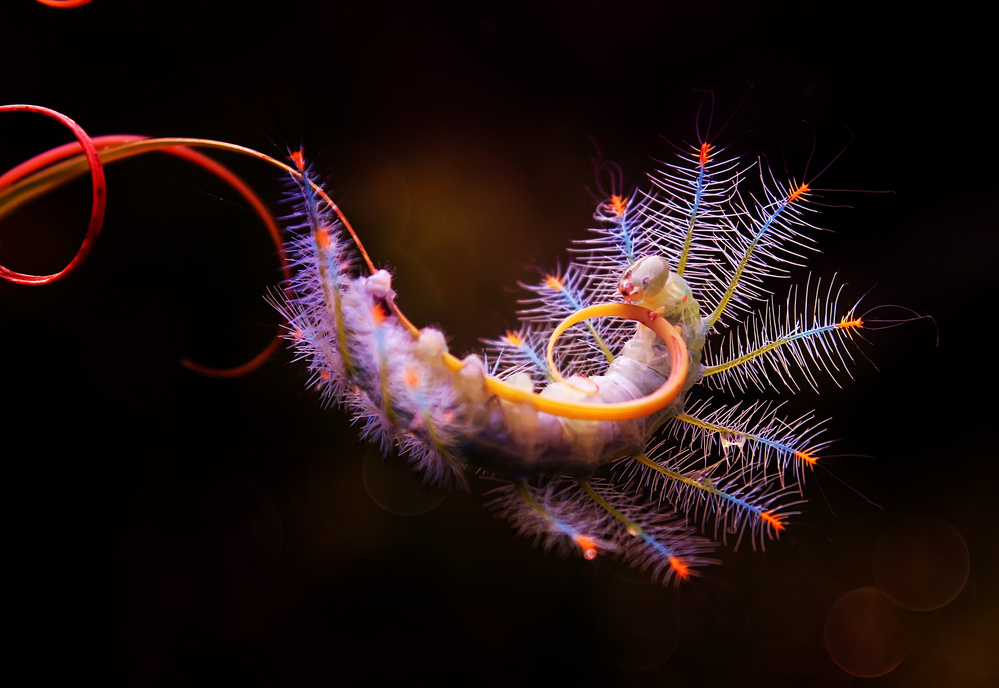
[
  {"x1": 0, "y1": 108, "x2": 291, "y2": 377},
  {"x1": 34, "y1": 0, "x2": 93, "y2": 7},
  {"x1": 0, "y1": 104, "x2": 106, "y2": 285}
]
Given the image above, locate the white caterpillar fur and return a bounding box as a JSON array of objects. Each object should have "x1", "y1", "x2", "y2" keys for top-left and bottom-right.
[{"x1": 276, "y1": 137, "x2": 864, "y2": 584}]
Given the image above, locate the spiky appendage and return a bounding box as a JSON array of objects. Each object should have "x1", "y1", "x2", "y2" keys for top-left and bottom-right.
[
  {"x1": 275, "y1": 163, "x2": 472, "y2": 489},
  {"x1": 272, "y1": 129, "x2": 870, "y2": 584},
  {"x1": 616, "y1": 449, "x2": 804, "y2": 551},
  {"x1": 572, "y1": 142, "x2": 744, "y2": 321},
  {"x1": 271, "y1": 173, "x2": 358, "y2": 405},
  {"x1": 702, "y1": 276, "x2": 865, "y2": 394},
  {"x1": 476, "y1": 134, "x2": 869, "y2": 583},
  {"x1": 487, "y1": 477, "x2": 716, "y2": 585}
]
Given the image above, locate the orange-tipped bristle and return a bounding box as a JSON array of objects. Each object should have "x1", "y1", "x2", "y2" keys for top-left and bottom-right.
[
  {"x1": 787, "y1": 182, "x2": 809, "y2": 204},
  {"x1": 502, "y1": 330, "x2": 523, "y2": 347},
  {"x1": 795, "y1": 450, "x2": 818, "y2": 466},
  {"x1": 574, "y1": 535, "x2": 598, "y2": 560},
  {"x1": 669, "y1": 556, "x2": 690, "y2": 580},
  {"x1": 698, "y1": 141, "x2": 711, "y2": 167},
  {"x1": 760, "y1": 510, "x2": 785, "y2": 532},
  {"x1": 315, "y1": 226, "x2": 333, "y2": 251},
  {"x1": 405, "y1": 368, "x2": 420, "y2": 388}
]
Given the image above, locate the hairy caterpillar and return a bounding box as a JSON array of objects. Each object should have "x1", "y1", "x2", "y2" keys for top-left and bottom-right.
[{"x1": 2, "y1": 103, "x2": 879, "y2": 586}]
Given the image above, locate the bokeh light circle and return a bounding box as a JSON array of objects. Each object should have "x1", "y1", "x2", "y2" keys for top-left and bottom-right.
[
  {"x1": 873, "y1": 515, "x2": 970, "y2": 611},
  {"x1": 600, "y1": 582, "x2": 681, "y2": 669},
  {"x1": 362, "y1": 449, "x2": 445, "y2": 516},
  {"x1": 824, "y1": 587, "x2": 908, "y2": 678}
]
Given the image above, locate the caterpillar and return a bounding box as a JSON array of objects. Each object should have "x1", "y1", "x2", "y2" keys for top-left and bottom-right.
[{"x1": 1, "y1": 103, "x2": 879, "y2": 586}]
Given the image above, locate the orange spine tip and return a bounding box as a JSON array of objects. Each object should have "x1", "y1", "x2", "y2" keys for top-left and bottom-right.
[
  {"x1": 669, "y1": 556, "x2": 690, "y2": 579},
  {"x1": 760, "y1": 510, "x2": 785, "y2": 532},
  {"x1": 787, "y1": 182, "x2": 809, "y2": 204},
  {"x1": 315, "y1": 227, "x2": 332, "y2": 251},
  {"x1": 371, "y1": 303, "x2": 388, "y2": 325},
  {"x1": 795, "y1": 450, "x2": 818, "y2": 466},
  {"x1": 502, "y1": 330, "x2": 523, "y2": 347},
  {"x1": 610, "y1": 194, "x2": 627, "y2": 217},
  {"x1": 290, "y1": 149, "x2": 306, "y2": 171},
  {"x1": 698, "y1": 142, "x2": 711, "y2": 167},
  {"x1": 405, "y1": 368, "x2": 420, "y2": 388},
  {"x1": 837, "y1": 316, "x2": 864, "y2": 330},
  {"x1": 544, "y1": 274, "x2": 564, "y2": 291},
  {"x1": 574, "y1": 535, "x2": 598, "y2": 560}
]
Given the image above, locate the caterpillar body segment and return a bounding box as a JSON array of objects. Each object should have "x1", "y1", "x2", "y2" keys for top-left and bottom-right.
[{"x1": 278, "y1": 166, "x2": 703, "y2": 482}]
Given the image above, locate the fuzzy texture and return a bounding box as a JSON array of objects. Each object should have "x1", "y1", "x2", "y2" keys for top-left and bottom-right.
[{"x1": 275, "y1": 133, "x2": 868, "y2": 584}]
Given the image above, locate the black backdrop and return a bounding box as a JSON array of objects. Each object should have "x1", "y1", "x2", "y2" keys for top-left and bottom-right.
[{"x1": 1, "y1": 1, "x2": 994, "y2": 686}]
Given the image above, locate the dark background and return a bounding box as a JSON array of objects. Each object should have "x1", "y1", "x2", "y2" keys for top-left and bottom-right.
[{"x1": 1, "y1": 1, "x2": 994, "y2": 686}]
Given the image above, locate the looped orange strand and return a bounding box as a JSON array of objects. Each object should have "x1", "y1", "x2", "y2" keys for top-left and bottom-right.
[
  {"x1": 543, "y1": 302, "x2": 688, "y2": 420},
  {"x1": 429, "y1": 302, "x2": 690, "y2": 422}
]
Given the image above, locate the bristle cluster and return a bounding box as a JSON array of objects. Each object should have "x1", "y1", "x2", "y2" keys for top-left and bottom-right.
[
  {"x1": 702, "y1": 277, "x2": 864, "y2": 393},
  {"x1": 277, "y1": 128, "x2": 870, "y2": 585},
  {"x1": 617, "y1": 449, "x2": 803, "y2": 552},
  {"x1": 487, "y1": 478, "x2": 716, "y2": 585},
  {"x1": 474, "y1": 136, "x2": 864, "y2": 580},
  {"x1": 274, "y1": 167, "x2": 470, "y2": 488}
]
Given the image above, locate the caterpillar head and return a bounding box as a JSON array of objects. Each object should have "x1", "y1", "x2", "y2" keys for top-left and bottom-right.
[{"x1": 618, "y1": 255, "x2": 670, "y2": 307}]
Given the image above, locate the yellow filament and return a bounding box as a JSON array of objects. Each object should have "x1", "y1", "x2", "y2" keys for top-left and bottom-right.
[{"x1": 440, "y1": 302, "x2": 687, "y2": 422}]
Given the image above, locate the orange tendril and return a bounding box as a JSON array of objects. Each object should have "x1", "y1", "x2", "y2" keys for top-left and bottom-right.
[{"x1": 508, "y1": 302, "x2": 690, "y2": 419}]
